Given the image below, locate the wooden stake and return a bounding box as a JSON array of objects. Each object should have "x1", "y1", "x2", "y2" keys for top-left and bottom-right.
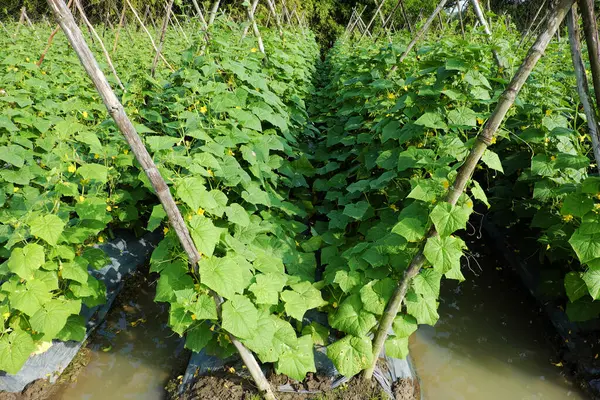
[
  {"x1": 44, "y1": 3, "x2": 277, "y2": 399},
  {"x1": 208, "y1": 0, "x2": 221, "y2": 26},
  {"x1": 567, "y1": 5, "x2": 600, "y2": 174},
  {"x1": 469, "y1": 0, "x2": 503, "y2": 68},
  {"x1": 458, "y1": 0, "x2": 465, "y2": 39},
  {"x1": 125, "y1": 0, "x2": 174, "y2": 71},
  {"x1": 75, "y1": 0, "x2": 125, "y2": 91},
  {"x1": 359, "y1": 0, "x2": 387, "y2": 41},
  {"x1": 265, "y1": 0, "x2": 284, "y2": 38},
  {"x1": 578, "y1": 0, "x2": 600, "y2": 110},
  {"x1": 113, "y1": 2, "x2": 127, "y2": 53},
  {"x1": 242, "y1": 0, "x2": 260, "y2": 39},
  {"x1": 152, "y1": 0, "x2": 174, "y2": 77},
  {"x1": 364, "y1": 0, "x2": 575, "y2": 381},
  {"x1": 399, "y1": 0, "x2": 413, "y2": 34},
  {"x1": 245, "y1": 0, "x2": 266, "y2": 54},
  {"x1": 518, "y1": 0, "x2": 547, "y2": 48},
  {"x1": 38, "y1": 0, "x2": 75, "y2": 66}
]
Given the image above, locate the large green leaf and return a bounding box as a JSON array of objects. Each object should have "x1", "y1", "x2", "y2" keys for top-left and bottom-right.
[
  {"x1": 275, "y1": 335, "x2": 316, "y2": 381},
  {"x1": 189, "y1": 215, "x2": 224, "y2": 257},
  {"x1": 423, "y1": 235, "x2": 465, "y2": 273},
  {"x1": 8, "y1": 244, "x2": 45, "y2": 280},
  {"x1": 280, "y1": 281, "x2": 326, "y2": 321},
  {"x1": 327, "y1": 335, "x2": 372, "y2": 377},
  {"x1": 0, "y1": 330, "x2": 35, "y2": 374},
  {"x1": 385, "y1": 336, "x2": 409, "y2": 359},
  {"x1": 199, "y1": 255, "x2": 250, "y2": 299},
  {"x1": 329, "y1": 294, "x2": 377, "y2": 337},
  {"x1": 405, "y1": 291, "x2": 439, "y2": 326},
  {"x1": 430, "y1": 203, "x2": 471, "y2": 237},
  {"x1": 583, "y1": 270, "x2": 600, "y2": 300},
  {"x1": 9, "y1": 280, "x2": 52, "y2": 317},
  {"x1": 564, "y1": 272, "x2": 588, "y2": 303},
  {"x1": 412, "y1": 269, "x2": 442, "y2": 299},
  {"x1": 29, "y1": 215, "x2": 65, "y2": 246},
  {"x1": 222, "y1": 295, "x2": 258, "y2": 339}
]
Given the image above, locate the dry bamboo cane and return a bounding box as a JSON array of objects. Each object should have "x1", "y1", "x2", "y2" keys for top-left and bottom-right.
[
  {"x1": 458, "y1": 0, "x2": 465, "y2": 39},
  {"x1": 567, "y1": 5, "x2": 600, "y2": 174},
  {"x1": 374, "y1": 0, "x2": 406, "y2": 41},
  {"x1": 75, "y1": 0, "x2": 126, "y2": 91},
  {"x1": 125, "y1": 0, "x2": 174, "y2": 71},
  {"x1": 191, "y1": 0, "x2": 209, "y2": 27},
  {"x1": 167, "y1": 4, "x2": 191, "y2": 45},
  {"x1": 37, "y1": 0, "x2": 75, "y2": 66},
  {"x1": 280, "y1": 0, "x2": 292, "y2": 25},
  {"x1": 208, "y1": 0, "x2": 221, "y2": 26},
  {"x1": 112, "y1": 2, "x2": 127, "y2": 53},
  {"x1": 246, "y1": 0, "x2": 266, "y2": 54},
  {"x1": 469, "y1": 0, "x2": 503, "y2": 69},
  {"x1": 152, "y1": 0, "x2": 174, "y2": 77},
  {"x1": 15, "y1": 7, "x2": 25, "y2": 37},
  {"x1": 363, "y1": 0, "x2": 575, "y2": 381},
  {"x1": 44, "y1": 2, "x2": 278, "y2": 399},
  {"x1": 399, "y1": 0, "x2": 413, "y2": 34},
  {"x1": 346, "y1": 9, "x2": 357, "y2": 33},
  {"x1": 265, "y1": 0, "x2": 284, "y2": 38},
  {"x1": 349, "y1": 5, "x2": 368, "y2": 36},
  {"x1": 373, "y1": 0, "x2": 392, "y2": 42},
  {"x1": 518, "y1": 0, "x2": 547, "y2": 48},
  {"x1": 242, "y1": 0, "x2": 260, "y2": 39},
  {"x1": 578, "y1": 0, "x2": 600, "y2": 110},
  {"x1": 394, "y1": 0, "x2": 449, "y2": 67},
  {"x1": 0, "y1": 21, "x2": 13, "y2": 42},
  {"x1": 359, "y1": 0, "x2": 387, "y2": 41}
]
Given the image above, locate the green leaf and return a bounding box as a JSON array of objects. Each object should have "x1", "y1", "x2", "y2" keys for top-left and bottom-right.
[
  {"x1": 359, "y1": 278, "x2": 396, "y2": 315},
  {"x1": 8, "y1": 244, "x2": 45, "y2": 280},
  {"x1": 561, "y1": 194, "x2": 594, "y2": 218},
  {"x1": 30, "y1": 299, "x2": 80, "y2": 339},
  {"x1": 412, "y1": 269, "x2": 442, "y2": 299},
  {"x1": 169, "y1": 304, "x2": 194, "y2": 335},
  {"x1": 249, "y1": 273, "x2": 287, "y2": 305},
  {"x1": 405, "y1": 291, "x2": 439, "y2": 325},
  {"x1": 189, "y1": 215, "x2": 224, "y2": 257},
  {"x1": 343, "y1": 201, "x2": 370, "y2": 220},
  {"x1": 155, "y1": 261, "x2": 194, "y2": 303},
  {"x1": 9, "y1": 280, "x2": 52, "y2": 317},
  {"x1": 146, "y1": 136, "x2": 180, "y2": 152},
  {"x1": 329, "y1": 294, "x2": 377, "y2": 337},
  {"x1": 381, "y1": 120, "x2": 401, "y2": 143},
  {"x1": 301, "y1": 322, "x2": 329, "y2": 346},
  {"x1": 564, "y1": 272, "x2": 588, "y2": 303},
  {"x1": 392, "y1": 314, "x2": 418, "y2": 337},
  {"x1": 200, "y1": 255, "x2": 250, "y2": 299},
  {"x1": 147, "y1": 205, "x2": 167, "y2": 232},
  {"x1": 225, "y1": 203, "x2": 250, "y2": 227},
  {"x1": 189, "y1": 294, "x2": 218, "y2": 320},
  {"x1": 221, "y1": 295, "x2": 258, "y2": 339},
  {"x1": 242, "y1": 310, "x2": 277, "y2": 357},
  {"x1": 176, "y1": 177, "x2": 207, "y2": 211},
  {"x1": 281, "y1": 281, "x2": 326, "y2": 321},
  {"x1": 423, "y1": 235, "x2": 465, "y2": 273},
  {"x1": 415, "y1": 112, "x2": 447, "y2": 130},
  {"x1": 0, "y1": 330, "x2": 35, "y2": 374},
  {"x1": 78, "y1": 164, "x2": 108, "y2": 183},
  {"x1": 471, "y1": 180, "x2": 490, "y2": 208},
  {"x1": 430, "y1": 203, "x2": 471, "y2": 237},
  {"x1": 61, "y1": 258, "x2": 89, "y2": 284},
  {"x1": 583, "y1": 270, "x2": 600, "y2": 300},
  {"x1": 56, "y1": 315, "x2": 86, "y2": 342},
  {"x1": 385, "y1": 336, "x2": 409, "y2": 359},
  {"x1": 276, "y1": 335, "x2": 316, "y2": 381},
  {"x1": 481, "y1": 150, "x2": 503, "y2": 173},
  {"x1": 447, "y1": 107, "x2": 477, "y2": 128},
  {"x1": 327, "y1": 335, "x2": 372, "y2": 377},
  {"x1": 185, "y1": 324, "x2": 213, "y2": 352},
  {"x1": 569, "y1": 230, "x2": 600, "y2": 266},
  {"x1": 334, "y1": 270, "x2": 362, "y2": 293}
]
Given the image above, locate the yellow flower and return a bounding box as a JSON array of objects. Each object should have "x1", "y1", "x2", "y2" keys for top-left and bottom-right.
[
  {"x1": 551, "y1": 155, "x2": 556, "y2": 161},
  {"x1": 94, "y1": 154, "x2": 99, "y2": 159},
  {"x1": 563, "y1": 214, "x2": 574, "y2": 222},
  {"x1": 197, "y1": 208, "x2": 205, "y2": 215},
  {"x1": 545, "y1": 109, "x2": 552, "y2": 116},
  {"x1": 403, "y1": 86, "x2": 408, "y2": 91},
  {"x1": 546, "y1": 244, "x2": 551, "y2": 250},
  {"x1": 227, "y1": 149, "x2": 235, "y2": 156},
  {"x1": 544, "y1": 137, "x2": 550, "y2": 144},
  {"x1": 387, "y1": 93, "x2": 396, "y2": 100},
  {"x1": 228, "y1": 367, "x2": 236, "y2": 373},
  {"x1": 466, "y1": 200, "x2": 473, "y2": 208},
  {"x1": 106, "y1": 205, "x2": 112, "y2": 212},
  {"x1": 332, "y1": 302, "x2": 338, "y2": 308},
  {"x1": 82, "y1": 111, "x2": 88, "y2": 118},
  {"x1": 41, "y1": 71, "x2": 46, "y2": 75},
  {"x1": 13, "y1": 187, "x2": 19, "y2": 193},
  {"x1": 442, "y1": 180, "x2": 450, "y2": 189},
  {"x1": 79, "y1": 195, "x2": 85, "y2": 202},
  {"x1": 490, "y1": 137, "x2": 497, "y2": 144},
  {"x1": 98, "y1": 236, "x2": 104, "y2": 243},
  {"x1": 2, "y1": 312, "x2": 10, "y2": 320},
  {"x1": 13, "y1": 68, "x2": 18, "y2": 72},
  {"x1": 596, "y1": 193, "x2": 600, "y2": 200},
  {"x1": 123, "y1": 149, "x2": 129, "y2": 155},
  {"x1": 187, "y1": 214, "x2": 193, "y2": 221},
  {"x1": 595, "y1": 203, "x2": 600, "y2": 211},
  {"x1": 200, "y1": 106, "x2": 207, "y2": 114},
  {"x1": 210, "y1": 325, "x2": 215, "y2": 331},
  {"x1": 207, "y1": 169, "x2": 214, "y2": 177},
  {"x1": 390, "y1": 204, "x2": 398, "y2": 211},
  {"x1": 163, "y1": 227, "x2": 169, "y2": 235},
  {"x1": 191, "y1": 314, "x2": 197, "y2": 320},
  {"x1": 251, "y1": 48, "x2": 258, "y2": 53},
  {"x1": 477, "y1": 117, "x2": 484, "y2": 125}
]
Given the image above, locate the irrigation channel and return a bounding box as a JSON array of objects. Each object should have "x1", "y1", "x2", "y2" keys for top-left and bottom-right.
[{"x1": 41, "y1": 241, "x2": 583, "y2": 400}]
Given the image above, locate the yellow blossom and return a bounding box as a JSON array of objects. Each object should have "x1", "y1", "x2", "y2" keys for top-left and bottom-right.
[
  {"x1": 544, "y1": 137, "x2": 550, "y2": 144},
  {"x1": 563, "y1": 214, "x2": 574, "y2": 222},
  {"x1": 197, "y1": 208, "x2": 205, "y2": 215},
  {"x1": 477, "y1": 117, "x2": 484, "y2": 125},
  {"x1": 98, "y1": 236, "x2": 104, "y2": 243},
  {"x1": 210, "y1": 325, "x2": 215, "y2": 331},
  {"x1": 163, "y1": 227, "x2": 169, "y2": 235},
  {"x1": 207, "y1": 169, "x2": 214, "y2": 177},
  {"x1": 546, "y1": 244, "x2": 551, "y2": 250},
  {"x1": 251, "y1": 48, "x2": 258, "y2": 53},
  {"x1": 79, "y1": 195, "x2": 85, "y2": 202},
  {"x1": 2, "y1": 312, "x2": 10, "y2": 320},
  {"x1": 26, "y1": 58, "x2": 30, "y2": 62},
  {"x1": 41, "y1": 71, "x2": 46, "y2": 75},
  {"x1": 545, "y1": 109, "x2": 552, "y2": 116},
  {"x1": 200, "y1": 106, "x2": 207, "y2": 114},
  {"x1": 94, "y1": 154, "x2": 99, "y2": 159},
  {"x1": 124, "y1": 149, "x2": 129, "y2": 155},
  {"x1": 82, "y1": 111, "x2": 88, "y2": 118},
  {"x1": 13, "y1": 187, "x2": 19, "y2": 193},
  {"x1": 106, "y1": 205, "x2": 112, "y2": 212},
  {"x1": 332, "y1": 302, "x2": 338, "y2": 308},
  {"x1": 403, "y1": 86, "x2": 408, "y2": 91},
  {"x1": 387, "y1": 93, "x2": 396, "y2": 100},
  {"x1": 466, "y1": 200, "x2": 473, "y2": 208},
  {"x1": 191, "y1": 314, "x2": 197, "y2": 320},
  {"x1": 228, "y1": 367, "x2": 235, "y2": 373},
  {"x1": 390, "y1": 204, "x2": 398, "y2": 211},
  {"x1": 551, "y1": 156, "x2": 556, "y2": 161},
  {"x1": 490, "y1": 136, "x2": 497, "y2": 144},
  {"x1": 442, "y1": 180, "x2": 450, "y2": 189}
]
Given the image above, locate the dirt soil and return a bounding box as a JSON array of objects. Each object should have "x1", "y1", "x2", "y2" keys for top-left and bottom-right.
[{"x1": 179, "y1": 370, "x2": 420, "y2": 400}]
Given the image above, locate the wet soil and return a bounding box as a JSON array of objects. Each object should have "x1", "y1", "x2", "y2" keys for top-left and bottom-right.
[{"x1": 179, "y1": 370, "x2": 419, "y2": 400}]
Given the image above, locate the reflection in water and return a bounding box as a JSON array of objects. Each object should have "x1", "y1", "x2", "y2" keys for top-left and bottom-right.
[
  {"x1": 54, "y1": 275, "x2": 187, "y2": 400},
  {"x1": 410, "y1": 247, "x2": 585, "y2": 400}
]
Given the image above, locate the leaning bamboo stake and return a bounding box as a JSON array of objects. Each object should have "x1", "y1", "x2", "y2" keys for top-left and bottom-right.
[
  {"x1": 208, "y1": 0, "x2": 221, "y2": 26},
  {"x1": 191, "y1": 0, "x2": 209, "y2": 27},
  {"x1": 374, "y1": 0, "x2": 405, "y2": 40},
  {"x1": 245, "y1": 0, "x2": 266, "y2": 54},
  {"x1": 567, "y1": 6, "x2": 600, "y2": 174},
  {"x1": 124, "y1": 0, "x2": 174, "y2": 71},
  {"x1": 363, "y1": 0, "x2": 575, "y2": 381},
  {"x1": 242, "y1": 0, "x2": 259, "y2": 39},
  {"x1": 518, "y1": 0, "x2": 547, "y2": 49},
  {"x1": 0, "y1": 20, "x2": 13, "y2": 42},
  {"x1": 265, "y1": 0, "x2": 284, "y2": 38},
  {"x1": 166, "y1": 3, "x2": 191, "y2": 45},
  {"x1": 346, "y1": 9, "x2": 358, "y2": 34},
  {"x1": 399, "y1": 0, "x2": 413, "y2": 34},
  {"x1": 45, "y1": 2, "x2": 277, "y2": 399},
  {"x1": 359, "y1": 0, "x2": 386, "y2": 41},
  {"x1": 395, "y1": 0, "x2": 449, "y2": 65},
  {"x1": 578, "y1": 0, "x2": 600, "y2": 110},
  {"x1": 112, "y1": 2, "x2": 127, "y2": 53},
  {"x1": 38, "y1": 0, "x2": 75, "y2": 66},
  {"x1": 349, "y1": 5, "x2": 368, "y2": 36},
  {"x1": 75, "y1": 0, "x2": 125, "y2": 91},
  {"x1": 458, "y1": 0, "x2": 465, "y2": 39},
  {"x1": 152, "y1": 0, "x2": 174, "y2": 77},
  {"x1": 469, "y1": 0, "x2": 503, "y2": 68}
]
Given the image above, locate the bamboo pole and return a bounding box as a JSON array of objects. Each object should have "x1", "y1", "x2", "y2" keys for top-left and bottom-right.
[
  {"x1": 208, "y1": 0, "x2": 221, "y2": 26},
  {"x1": 396, "y1": 0, "x2": 449, "y2": 65},
  {"x1": 44, "y1": 2, "x2": 277, "y2": 399},
  {"x1": 242, "y1": 0, "x2": 260, "y2": 39},
  {"x1": 399, "y1": 0, "x2": 413, "y2": 34},
  {"x1": 167, "y1": 4, "x2": 191, "y2": 45},
  {"x1": 75, "y1": 0, "x2": 125, "y2": 91},
  {"x1": 567, "y1": 5, "x2": 600, "y2": 174},
  {"x1": 37, "y1": 0, "x2": 75, "y2": 66},
  {"x1": 346, "y1": 9, "x2": 358, "y2": 34},
  {"x1": 469, "y1": 0, "x2": 503, "y2": 68},
  {"x1": 578, "y1": 0, "x2": 600, "y2": 110},
  {"x1": 265, "y1": 0, "x2": 284, "y2": 38},
  {"x1": 245, "y1": 0, "x2": 266, "y2": 54},
  {"x1": 124, "y1": 0, "x2": 174, "y2": 71},
  {"x1": 363, "y1": 0, "x2": 575, "y2": 381},
  {"x1": 152, "y1": 0, "x2": 174, "y2": 77},
  {"x1": 458, "y1": 0, "x2": 465, "y2": 39},
  {"x1": 518, "y1": 0, "x2": 547, "y2": 48},
  {"x1": 112, "y1": 2, "x2": 127, "y2": 53},
  {"x1": 0, "y1": 20, "x2": 13, "y2": 42},
  {"x1": 349, "y1": 5, "x2": 368, "y2": 36},
  {"x1": 359, "y1": 0, "x2": 387, "y2": 41},
  {"x1": 191, "y1": 0, "x2": 209, "y2": 27}
]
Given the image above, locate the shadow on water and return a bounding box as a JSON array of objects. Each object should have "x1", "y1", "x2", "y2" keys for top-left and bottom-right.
[
  {"x1": 410, "y1": 239, "x2": 586, "y2": 400},
  {"x1": 52, "y1": 270, "x2": 188, "y2": 400}
]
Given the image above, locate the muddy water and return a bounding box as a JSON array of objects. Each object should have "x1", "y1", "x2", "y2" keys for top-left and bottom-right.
[
  {"x1": 410, "y1": 244, "x2": 585, "y2": 400},
  {"x1": 53, "y1": 273, "x2": 188, "y2": 400}
]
